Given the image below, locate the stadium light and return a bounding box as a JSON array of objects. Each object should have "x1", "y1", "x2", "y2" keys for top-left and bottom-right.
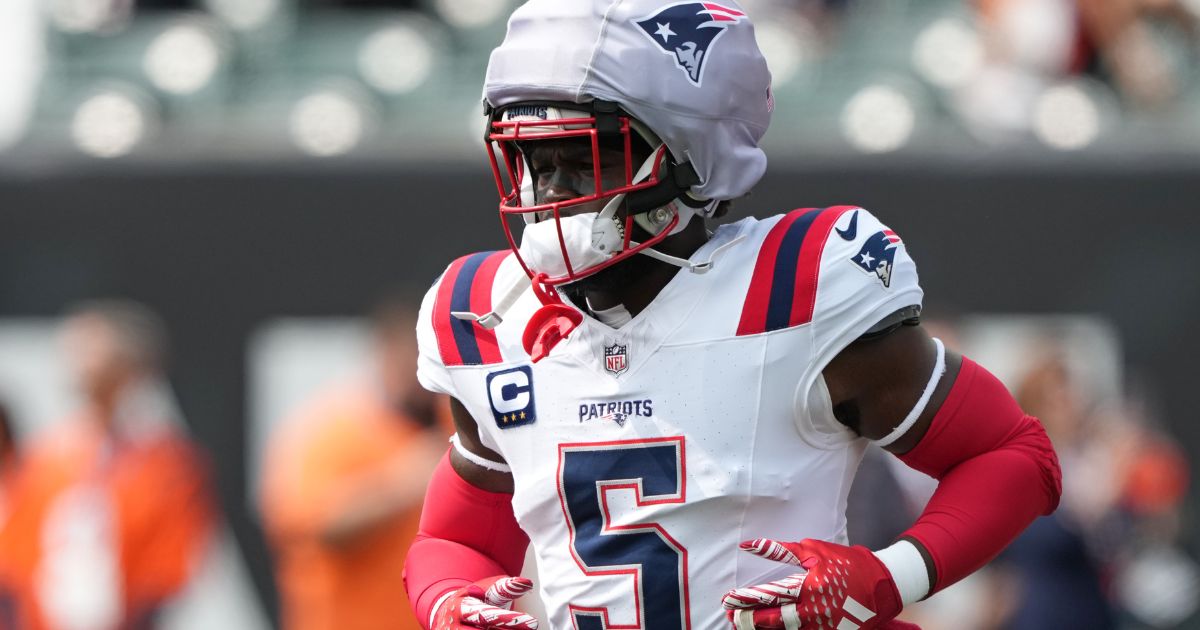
[
  {"x1": 912, "y1": 18, "x2": 983, "y2": 90},
  {"x1": 434, "y1": 0, "x2": 509, "y2": 29},
  {"x1": 358, "y1": 20, "x2": 438, "y2": 95},
  {"x1": 204, "y1": 0, "x2": 279, "y2": 32},
  {"x1": 841, "y1": 84, "x2": 916, "y2": 154},
  {"x1": 71, "y1": 87, "x2": 153, "y2": 158},
  {"x1": 1118, "y1": 546, "x2": 1200, "y2": 628},
  {"x1": 289, "y1": 88, "x2": 370, "y2": 157},
  {"x1": 49, "y1": 0, "x2": 131, "y2": 34},
  {"x1": 1032, "y1": 82, "x2": 1101, "y2": 150},
  {"x1": 143, "y1": 21, "x2": 226, "y2": 96}
]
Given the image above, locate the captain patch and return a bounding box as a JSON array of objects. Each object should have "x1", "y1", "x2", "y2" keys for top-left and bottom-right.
[{"x1": 486, "y1": 366, "x2": 536, "y2": 429}]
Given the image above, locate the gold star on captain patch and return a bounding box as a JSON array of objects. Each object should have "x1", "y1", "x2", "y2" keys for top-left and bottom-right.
[
  {"x1": 519, "y1": 411, "x2": 526, "y2": 419},
  {"x1": 500, "y1": 414, "x2": 509, "y2": 423}
]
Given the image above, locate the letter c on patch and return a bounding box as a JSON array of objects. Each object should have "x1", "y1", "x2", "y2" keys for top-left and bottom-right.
[
  {"x1": 489, "y1": 370, "x2": 529, "y2": 413},
  {"x1": 485, "y1": 366, "x2": 537, "y2": 429}
]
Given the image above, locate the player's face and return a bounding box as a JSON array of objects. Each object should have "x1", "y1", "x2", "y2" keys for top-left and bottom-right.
[{"x1": 525, "y1": 136, "x2": 647, "y2": 218}]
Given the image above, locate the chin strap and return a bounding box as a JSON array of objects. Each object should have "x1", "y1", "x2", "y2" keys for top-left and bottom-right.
[
  {"x1": 631, "y1": 234, "x2": 745, "y2": 274},
  {"x1": 450, "y1": 273, "x2": 532, "y2": 330},
  {"x1": 452, "y1": 271, "x2": 583, "y2": 362},
  {"x1": 452, "y1": 230, "x2": 745, "y2": 340},
  {"x1": 591, "y1": 146, "x2": 710, "y2": 255},
  {"x1": 589, "y1": 149, "x2": 662, "y2": 255}
]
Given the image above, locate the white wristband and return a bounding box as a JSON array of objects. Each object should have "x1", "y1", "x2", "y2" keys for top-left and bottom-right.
[{"x1": 872, "y1": 540, "x2": 930, "y2": 605}]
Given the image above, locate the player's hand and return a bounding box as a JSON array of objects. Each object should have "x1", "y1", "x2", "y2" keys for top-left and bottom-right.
[
  {"x1": 431, "y1": 575, "x2": 539, "y2": 630},
  {"x1": 722, "y1": 538, "x2": 919, "y2": 630}
]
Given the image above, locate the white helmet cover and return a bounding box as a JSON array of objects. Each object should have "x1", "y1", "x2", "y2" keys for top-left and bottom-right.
[{"x1": 484, "y1": 0, "x2": 773, "y2": 203}]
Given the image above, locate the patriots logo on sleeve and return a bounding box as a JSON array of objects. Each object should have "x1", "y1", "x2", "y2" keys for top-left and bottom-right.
[
  {"x1": 634, "y1": 2, "x2": 747, "y2": 86},
  {"x1": 852, "y1": 230, "x2": 902, "y2": 288}
]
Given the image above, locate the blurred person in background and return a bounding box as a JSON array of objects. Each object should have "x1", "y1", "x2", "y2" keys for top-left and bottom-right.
[
  {"x1": 983, "y1": 352, "x2": 1119, "y2": 630},
  {"x1": 0, "y1": 401, "x2": 17, "y2": 520},
  {"x1": 0, "y1": 400, "x2": 18, "y2": 627},
  {"x1": 1096, "y1": 399, "x2": 1197, "y2": 628},
  {"x1": 259, "y1": 302, "x2": 448, "y2": 630},
  {"x1": 1075, "y1": 0, "x2": 1198, "y2": 110},
  {"x1": 986, "y1": 349, "x2": 1196, "y2": 628},
  {"x1": 0, "y1": 300, "x2": 215, "y2": 630}
]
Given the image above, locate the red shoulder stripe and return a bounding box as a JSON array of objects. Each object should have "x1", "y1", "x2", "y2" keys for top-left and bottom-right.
[
  {"x1": 788, "y1": 205, "x2": 857, "y2": 328},
  {"x1": 469, "y1": 251, "x2": 510, "y2": 365},
  {"x1": 736, "y1": 209, "x2": 808, "y2": 336},
  {"x1": 432, "y1": 256, "x2": 469, "y2": 366},
  {"x1": 431, "y1": 251, "x2": 512, "y2": 366},
  {"x1": 737, "y1": 206, "x2": 857, "y2": 335}
]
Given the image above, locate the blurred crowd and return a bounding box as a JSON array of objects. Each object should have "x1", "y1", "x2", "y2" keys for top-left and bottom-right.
[
  {"x1": 0, "y1": 300, "x2": 449, "y2": 630},
  {"x1": 954, "y1": 0, "x2": 1198, "y2": 146},
  {"x1": 0, "y1": 302, "x2": 214, "y2": 629},
  {"x1": 0, "y1": 301, "x2": 1195, "y2": 629},
  {"x1": 847, "y1": 319, "x2": 1198, "y2": 630},
  {"x1": 1, "y1": 0, "x2": 1198, "y2": 158},
  {"x1": 257, "y1": 304, "x2": 447, "y2": 630}
]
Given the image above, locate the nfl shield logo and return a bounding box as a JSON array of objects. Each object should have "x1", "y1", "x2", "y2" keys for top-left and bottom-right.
[{"x1": 604, "y1": 343, "x2": 628, "y2": 376}]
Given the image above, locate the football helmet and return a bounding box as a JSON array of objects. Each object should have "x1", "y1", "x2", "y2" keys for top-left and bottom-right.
[{"x1": 483, "y1": 0, "x2": 772, "y2": 286}]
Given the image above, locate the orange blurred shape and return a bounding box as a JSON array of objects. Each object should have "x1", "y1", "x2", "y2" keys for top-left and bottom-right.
[{"x1": 1122, "y1": 440, "x2": 1190, "y2": 515}]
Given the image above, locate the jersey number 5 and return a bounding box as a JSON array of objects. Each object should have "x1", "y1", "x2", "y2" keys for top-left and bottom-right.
[{"x1": 557, "y1": 437, "x2": 691, "y2": 630}]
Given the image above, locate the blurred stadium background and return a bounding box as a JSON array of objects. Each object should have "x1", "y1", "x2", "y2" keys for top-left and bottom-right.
[{"x1": 2, "y1": 0, "x2": 1200, "y2": 628}]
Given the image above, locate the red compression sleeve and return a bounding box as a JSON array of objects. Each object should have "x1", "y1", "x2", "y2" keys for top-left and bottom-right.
[
  {"x1": 898, "y1": 357, "x2": 1062, "y2": 593},
  {"x1": 403, "y1": 452, "x2": 530, "y2": 627}
]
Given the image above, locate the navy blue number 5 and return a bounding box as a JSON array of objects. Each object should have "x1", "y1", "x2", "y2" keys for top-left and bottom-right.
[{"x1": 557, "y1": 437, "x2": 690, "y2": 630}]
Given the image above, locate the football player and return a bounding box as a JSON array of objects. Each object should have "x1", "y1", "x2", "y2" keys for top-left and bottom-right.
[{"x1": 403, "y1": 1, "x2": 1062, "y2": 629}]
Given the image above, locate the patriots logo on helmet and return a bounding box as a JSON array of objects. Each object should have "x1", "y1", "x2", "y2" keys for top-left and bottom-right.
[
  {"x1": 634, "y1": 2, "x2": 747, "y2": 86},
  {"x1": 852, "y1": 230, "x2": 902, "y2": 288}
]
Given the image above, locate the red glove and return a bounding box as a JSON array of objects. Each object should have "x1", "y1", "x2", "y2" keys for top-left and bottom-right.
[
  {"x1": 430, "y1": 575, "x2": 540, "y2": 630},
  {"x1": 722, "y1": 539, "x2": 919, "y2": 630}
]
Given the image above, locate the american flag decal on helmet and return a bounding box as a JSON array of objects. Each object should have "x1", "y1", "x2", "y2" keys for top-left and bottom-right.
[
  {"x1": 699, "y1": 2, "x2": 746, "y2": 21},
  {"x1": 634, "y1": 2, "x2": 748, "y2": 86}
]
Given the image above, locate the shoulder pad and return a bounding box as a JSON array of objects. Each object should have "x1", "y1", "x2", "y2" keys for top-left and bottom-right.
[
  {"x1": 736, "y1": 206, "x2": 858, "y2": 335},
  {"x1": 430, "y1": 250, "x2": 513, "y2": 366}
]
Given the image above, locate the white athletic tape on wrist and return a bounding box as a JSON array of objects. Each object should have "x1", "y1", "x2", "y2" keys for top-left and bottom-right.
[
  {"x1": 733, "y1": 609, "x2": 756, "y2": 630},
  {"x1": 875, "y1": 337, "x2": 946, "y2": 448},
  {"x1": 872, "y1": 540, "x2": 930, "y2": 605},
  {"x1": 449, "y1": 433, "x2": 512, "y2": 473},
  {"x1": 781, "y1": 603, "x2": 801, "y2": 630}
]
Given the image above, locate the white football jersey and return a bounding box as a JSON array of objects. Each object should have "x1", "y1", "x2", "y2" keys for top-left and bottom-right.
[{"x1": 416, "y1": 206, "x2": 923, "y2": 630}]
